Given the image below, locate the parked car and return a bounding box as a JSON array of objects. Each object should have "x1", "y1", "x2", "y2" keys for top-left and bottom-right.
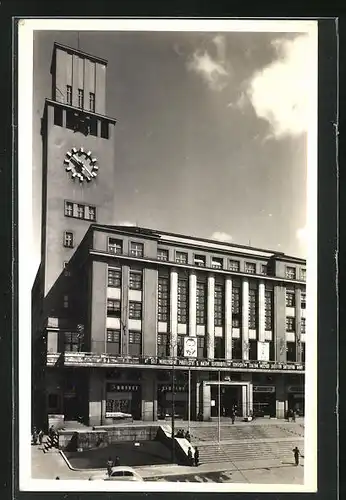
[{"x1": 91, "y1": 467, "x2": 144, "y2": 482}]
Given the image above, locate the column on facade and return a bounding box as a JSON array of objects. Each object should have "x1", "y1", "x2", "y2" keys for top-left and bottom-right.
[
  {"x1": 274, "y1": 285, "x2": 287, "y2": 362},
  {"x1": 242, "y1": 385, "x2": 249, "y2": 418},
  {"x1": 295, "y1": 288, "x2": 302, "y2": 362},
  {"x1": 242, "y1": 374, "x2": 253, "y2": 417},
  {"x1": 190, "y1": 371, "x2": 198, "y2": 421},
  {"x1": 188, "y1": 272, "x2": 197, "y2": 336},
  {"x1": 89, "y1": 369, "x2": 104, "y2": 427},
  {"x1": 258, "y1": 281, "x2": 266, "y2": 343},
  {"x1": 207, "y1": 275, "x2": 215, "y2": 359},
  {"x1": 242, "y1": 279, "x2": 249, "y2": 360},
  {"x1": 141, "y1": 370, "x2": 157, "y2": 421},
  {"x1": 275, "y1": 375, "x2": 288, "y2": 419},
  {"x1": 202, "y1": 382, "x2": 211, "y2": 421},
  {"x1": 225, "y1": 277, "x2": 233, "y2": 359},
  {"x1": 121, "y1": 266, "x2": 130, "y2": 356},
  {"x1": 169, "y1": 270, "x2": 178, "y2": 357}
]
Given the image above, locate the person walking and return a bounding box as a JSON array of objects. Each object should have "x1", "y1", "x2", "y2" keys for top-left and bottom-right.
[
  {"x1": 107, "y1": 457, "x2": 114, "y2": 476},
  {"x1": 187, "y1": 447, "x2": 193, "y2": 466},
  {"x1": 185, "y1": 430, "x2": 191, "y2": 442},
  {"x1": 292, "y1": 409, "x2": 296, "y2": 422},
  {"x1": 231, "y1": 408, "x2": 235, "y2": 425},
  {"x1": 114, "y1": 456, "x2": 120, "y2": 467},
  {"x1": 292, "y1": 446, "x2": 301, "y2": 466},
  {"x1": 38, "y1": 429, "x2": 44, "y2": 446},
  {"x1": 194, "y1": 447, "x2": 200, "y2": 467}
]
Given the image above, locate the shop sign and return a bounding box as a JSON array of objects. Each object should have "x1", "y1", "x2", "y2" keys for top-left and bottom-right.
[
  {"x1": 106, "y1": 383, "x2": 139, "y2": 392},
  {"x1": 253, "y1": 385, "x2": 275, "y2": 393},
  {"x1": 287, "y1": 385, "x2": 304, "y2": 393},
  {"x1": 158, "y1": 384, "x2": 187, "y2": 393}
]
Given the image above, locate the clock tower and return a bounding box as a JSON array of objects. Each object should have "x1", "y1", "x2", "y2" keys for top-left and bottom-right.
[{"x1": 41, "y1": 42, "x2": 116, "y2": 295}]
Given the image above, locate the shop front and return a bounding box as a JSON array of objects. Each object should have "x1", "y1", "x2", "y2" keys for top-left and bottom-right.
[
  {"x1": 105, "y1": 382, "x2": 142, "y2": 420},
  {"x1": 157, "y1": 384, "x2": 188, "y2": 419},
  {"x1": 287, "y1": 385, "x2": 305, "y2": 416},
  {"x1": 252, "y1": 385, "x2": 276, "y2": 417}
]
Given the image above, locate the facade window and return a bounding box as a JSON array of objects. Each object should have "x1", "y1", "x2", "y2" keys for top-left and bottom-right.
[
  {"x1": 129, "y1": 270, "x2": 143, "y2": 290},
  {"x1": 157, "y1": 333, "x2": 170, "y2": 357},
  {"x1": 214, "y1": 283, "x2": 224, "y2": 327},
  {"x1": 66, "y1": 85, "x2": 72, "y2": 105},
  {"x1": 177, "y1": 335, "x2": 185, "y2": 357},
  {"x1": 101, "y1": 120, "x2": 109, "y2": 139},
  {"x1": 196, "y1": 281, "x2": 207, "y2": 325},
  {"x1": 248, "y1": 289, "x2": 257, "y2": 330},
  {"x1": 128, "y1": 331, "x2": 142, "y2": 356},
  {"x1": 301, "y1": 343, "x2": 306, "y2": 363},
  {"x1": 106, "y1": 329, "x2": 121, "y2": 355},
  {"x1": 78, "y1": 88, "x2": 84, "y2": 109},
  {"x1": 286, "y1": 316, "x2": 295, "y2": 332},
  {"x1": 194, "y1": 255, "x2": 205, "y2": 267},
  {"x1": 232, "y1": 339, "x2": 242, "y2": 360},
  {"x1": 88, "y1": 206, "x2": 96, "y2": 221},
  {"x1": 158, "y1": 277, "x2": 169, "y2": 322},
  {"x1": 214, "y1": 337, "x2": 224, "y2": 359},
  {"x1": 301, "y1": 318, "x2": 306, "y2": 334},
  {"x1": 286, "y1": 291, "x2": 295, "y2": 307},
  {"x1": 245, "y1": 262, "x2": 256, "y2": 274},
  {"x1": 286, "y1": 266, "x2": 296, "y2": 280},
  {"x1": 108, "y1": 268, "x2": 121, "y2": 288},
  {"x1": 301, "y1": 292, "x2": 306, "y2": 309},
  {"x1": 301, "y1": 268, "x2": 306, "y2": 281},
  {"x1": 54, "y1": 107, "x2": 63, "y2": 126},
  {"x1": 286, "y1": 342, "x2": 296, "y2": 362},
  {"x1": 229, "y1": 260, "x2": 240, "y2": 272},
  {"x1": 130, "y1": 242, "x2": 144, "y2": 258},
  {"x1": 64, "y1": 332, "x2": 79, "y2": 352},
  {"x1": 89, "y1": 92, "x2": 95, "y2": 112},
  {"x1": 77, "y1": 204, "x2": 84, "y2": 219},
  {"x1": 63, "y1": 231, "x2": 74, "y2": 248},
  {"x1": 157, "y1": 248, "x2": 169, "y2": 261},
  {"x1": 177, "y1": 278, "x2": 188, "y2": 324},
  {"x1": 260, "y1": 264, "x2": 268, "y2": 275},
  {"x1": 108, "y1": 238, "x2": 123, "y2": 254},
  {"x1": 107, "y1": 299, "x2": 121, "y2": 318},
  {"x1": 129, "y1": 301, "x2": 142, "y2": 320},
  {"x1": 197, "y1": 336, "x2": 206, "y2": 359},
  {"x1": 265, "y1": 290, "x2": 273, "y2": 330},
  {"x1": 211, "y1": 257, "x2": 223, "y2": 269},
  {"x1": 176, "y1": 252, "x2": 188, "y2": 264},
  {"x1": 63, "y1": 295, "x2": 69, "y2": 309},
  {"x1": 232, "y1": 285, "x2": 241, "y2": 328},
  {"x1": 64, "y1": 201, "x2": 73, "y2": 217},
  {"x1": 249, "y1": 339, "x2": 257, "y2": 360}
]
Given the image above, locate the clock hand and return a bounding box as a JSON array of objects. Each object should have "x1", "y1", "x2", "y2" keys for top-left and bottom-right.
[{"x1": 71, "y1": 155, "x2": 92, "y2": 179}]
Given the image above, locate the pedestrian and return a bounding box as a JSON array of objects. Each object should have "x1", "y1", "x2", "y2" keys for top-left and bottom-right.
[
  {"x1": 114, "y1": 456, "x2": 120, "y2": 467},
  {"x1": 292, "y1": 446, "x2": 301, "y2": 466},
  {"x1": 292, "y1": 409, "x2": 296, "y2": 422},
  {"x1": 185, "y1": 430, "x2": 191, "y2": 442},
  {"x1": 107, "y1": 456, "x2": 114, "y2": 476},
  {"x1": 38, "y1": 429, "x2": 44, "y2": 446},
  {"x1": 32, "y1": 427, "x2": 38, "y2": 445},
  {"x1": 285, "y1": 410, "x2": 290, "y2": 422},
  {"x1": 49, "y1": 425, "x2": 55, "y2": 439},
  {"x1": 194, "y1": 447, "x2": 200, "y2": 467},
  {"x1": 231, "y1": 409, "x2": 235, "y2": 425},
  {"x1": 187, "y1": 447, "x2": 193, "y2": 466}
]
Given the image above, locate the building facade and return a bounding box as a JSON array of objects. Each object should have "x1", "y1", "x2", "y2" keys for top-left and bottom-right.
[{"x1": 32, "y1": 43, "x2": 306, "y2": 429}]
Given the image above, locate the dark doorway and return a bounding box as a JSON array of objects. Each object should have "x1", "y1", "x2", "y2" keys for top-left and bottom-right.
[{"x1": 221, "y1": 386, "x2": 242, "y2": 416}]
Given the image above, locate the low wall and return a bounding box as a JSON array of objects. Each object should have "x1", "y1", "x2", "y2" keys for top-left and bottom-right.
[
  {"x1": 48, "y1": 414, "x2": 64, "y2": 430},
  {"x1": 157, "y1": 425, "x2": 193, "y2": 466},
  {"x1": 58, "y1": 425, "x2": 160, "y2": 452}
]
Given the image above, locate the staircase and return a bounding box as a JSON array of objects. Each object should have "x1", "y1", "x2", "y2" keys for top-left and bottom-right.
[
  {"x1": 196, "y1": 439, "x2": 305, "y2": 465},
  {"x1": 185, "y1": 423, "x2": 304, "y2": 443}
]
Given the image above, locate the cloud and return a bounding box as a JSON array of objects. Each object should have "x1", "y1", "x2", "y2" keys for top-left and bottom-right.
[
  {"x1": 187, "y1": 36, "x2": 229, "y2": 91},
  {"x1": 245, "y1": 34, "x2": 316, "y2": 139},
  {"x1": 211, "y1": 231, "x2": 233, "y2": 243}
]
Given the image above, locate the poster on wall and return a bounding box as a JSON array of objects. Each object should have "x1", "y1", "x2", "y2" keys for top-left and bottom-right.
[
  {"x1": 257, "y1": 341, "x2": 270, "y2": 361},
  {"x1": 184, "y1": 336, "x2": 197, "y2": 357}
]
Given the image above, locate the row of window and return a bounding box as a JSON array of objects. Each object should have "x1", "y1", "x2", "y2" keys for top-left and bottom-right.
[
  {"x1": 64, "y1": 201, "x2": 96, "y2": 221},
  {"x1": 108, "y1": 268, "x2": 142, "y2": 290},
  {"x1": 286, "y1": 317, "x2": 306, "y2": 333},
  {"x1": 66, "y1": 85, "x2": 95, "y2": 112},
  {"x1": 286, "y1": 291, "x2": 306, "y2": 309},
  {"x1": 109, "y1": 238, "x2": 306, "y2": 280},
  {"x1": 54, "y1": 107, "x2": 110, "y2": 139}
]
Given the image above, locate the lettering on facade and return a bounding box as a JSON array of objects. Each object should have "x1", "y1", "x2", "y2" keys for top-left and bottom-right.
[
  {"x1": 253, "y1": 386, "x2": 276, "y2": 393},
  {"x1": 106, "y1": 383, "x2": 139, "y2": 392}
]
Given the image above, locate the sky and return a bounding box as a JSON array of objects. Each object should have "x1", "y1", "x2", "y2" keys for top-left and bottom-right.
[{"x1": 32, "y1": 26, "x2": 316, "y2": 262}]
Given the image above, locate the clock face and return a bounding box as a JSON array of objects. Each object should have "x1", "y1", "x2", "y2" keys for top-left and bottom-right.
[{"x1": 64, "y1": 147, "x2": 99, "y2": 182}]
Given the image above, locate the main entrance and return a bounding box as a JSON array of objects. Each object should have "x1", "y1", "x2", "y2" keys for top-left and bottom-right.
[{"x1": 203, "y1": 381, "x2": 252, "y2": 419}]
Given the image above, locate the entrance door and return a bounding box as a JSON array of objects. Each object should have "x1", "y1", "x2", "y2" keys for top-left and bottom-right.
[
  {"x1": 222, "y1": 386, "x2": 242, "y2": 416},
  {"x1": 64, "y1": 394, "x2": 79, "y2": 421}
]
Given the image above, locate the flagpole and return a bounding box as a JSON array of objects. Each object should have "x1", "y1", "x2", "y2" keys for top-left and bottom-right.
[
  {"x1": 218, "y1": 369, "x2": 221, "y2": 446},
  {"x1": 188, "y1": 367, "x2": 191, "y2": 434}
]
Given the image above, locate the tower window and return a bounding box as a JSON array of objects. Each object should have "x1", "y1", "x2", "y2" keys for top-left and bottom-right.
[
  {"x1": 89, "y1": 92, "x2": 95, "y2": 112},
  {"x1": 78, "y1": 88, "x2": 84, "y2": 109},
  {"x1": 64, "y1": 201, "x2": 73, "y2": 217},
  {"x1": 63, "y1": 231, "x2": 74, "y2": 248},
  {"x1": 66, "y1": 85, "x2": 72, "y2": 105},
  {"x1": 88, "y1": 206, "x2": 96, "y2": 221},
  {"x1": 101, "y1": 120, "x2": 109, "y2": 139},
  {"x1": 77, "y1": 204, "x2": 84, "y2": 219},
  {"x1": 54, "y1": 107, "x2": 63, "y2": 126}
]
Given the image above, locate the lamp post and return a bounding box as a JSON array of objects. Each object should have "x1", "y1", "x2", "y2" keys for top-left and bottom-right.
[{"x1": 218, "y1": 369, "x2": 221, "y2": 446}]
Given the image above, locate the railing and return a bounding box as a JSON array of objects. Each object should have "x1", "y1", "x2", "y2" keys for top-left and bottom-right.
[{"x1": 46, "y1": 351, "x2": 305, "y2": 372}]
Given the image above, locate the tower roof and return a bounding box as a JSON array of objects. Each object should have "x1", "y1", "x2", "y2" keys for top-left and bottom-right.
[{"x1": 50, "y1": 41, "x2": 108, "y2": 74}]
